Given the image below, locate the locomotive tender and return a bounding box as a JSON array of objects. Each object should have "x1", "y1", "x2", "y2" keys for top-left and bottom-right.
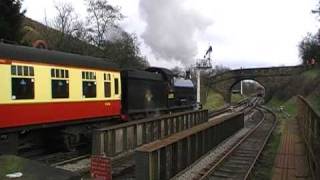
[{"x1": 0, "y1": 43, "x2": 196, "y2": 154}]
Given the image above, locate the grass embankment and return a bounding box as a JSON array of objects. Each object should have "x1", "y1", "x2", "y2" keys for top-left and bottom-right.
[
  {"x1": 231, "y1": 93, "x2": 246, "y2": 104},
  {"x1": 203, "y1": 90, "x2": 247, "y2": 110},
  {"x1": 203, "y1": 90, "x2": 225, "y2": 110}
]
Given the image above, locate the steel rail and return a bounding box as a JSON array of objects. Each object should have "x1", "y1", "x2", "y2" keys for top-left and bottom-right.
[
  {"x1": 51, "y1": 154, "x2": 90, "y2": 167},
  {"x1": 198, "y1": 106, "x2": 276, "y2": 180},
  {"x1": 243, "y1": 106, "x2": 277, "y2": 179},
  {"x1": 198, "y1": 107, "x2": 266, "y2": 180}
]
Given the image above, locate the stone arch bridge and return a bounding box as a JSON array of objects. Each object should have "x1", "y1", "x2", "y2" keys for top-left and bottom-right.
[{"x1": 207, "y1": 65, "x2": 313, "y2": 103}]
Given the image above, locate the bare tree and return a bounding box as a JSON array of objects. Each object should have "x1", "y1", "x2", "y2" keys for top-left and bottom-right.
[
  {"x1": 71, "y1": 20, "x2": 88, "y2": 41},
  {"x1": 53, "y1": 2, "x2": 79, "y2": 36},
  {"x1": 47, "y1": 2, "x2": 88, "y2": 51},
  {"x1": 86, "y1": 0, "x2": 123, "y2": 48},
  {"x1": 36, "y1": 0, "x2": 148, "y2": 68}
]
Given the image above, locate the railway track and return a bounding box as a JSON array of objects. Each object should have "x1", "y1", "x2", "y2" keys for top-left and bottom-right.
[
  {"x1": 51, "y1": 154, "x2": 90, "y2": 167},
  {"x1": 196, "y1": 106, "x2": 276, "y2": 180},
  {"x1": 32, "y1": 150, "x2": 88, "y2": 166},
  {"x1": 208, "y1": 98, "x2": 250, "y2": 118}
]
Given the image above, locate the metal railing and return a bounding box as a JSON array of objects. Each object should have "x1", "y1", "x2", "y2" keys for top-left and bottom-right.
[
  {"x1": 135, "y1": 112, "x2": 244, "y2": 180},
  {"x1": 297, "y1": 96, "x2": 320, "y2": 179},
  {"x1": 92, "y1": 110, "x2": 208, "y2": 157}
]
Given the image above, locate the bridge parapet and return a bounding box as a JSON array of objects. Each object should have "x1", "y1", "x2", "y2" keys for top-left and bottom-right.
[
  {"x1": 135, "y1": 112, "x2": 244, "y2": 180},
  {"x1": 92, "y1": 110, "x2": 208, "y2": 157},
  {"x1": 210, "y1": 65, "x2": 308, "y2": 83}
]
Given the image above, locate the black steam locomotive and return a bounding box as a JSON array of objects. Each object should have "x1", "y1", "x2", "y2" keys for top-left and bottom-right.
[{"x1": 121, "y1": 67, "x2": 196, "y2": 120}]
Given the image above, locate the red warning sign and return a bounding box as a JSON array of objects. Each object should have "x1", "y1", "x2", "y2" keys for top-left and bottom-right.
[{"x1": 91, "y1": 155, "x2": 112, "y2": 180}]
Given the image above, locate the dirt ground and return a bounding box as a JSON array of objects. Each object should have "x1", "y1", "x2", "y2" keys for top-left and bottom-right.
[{"x1": 271, "y1": 118, "x2": 310, "y2": 180}]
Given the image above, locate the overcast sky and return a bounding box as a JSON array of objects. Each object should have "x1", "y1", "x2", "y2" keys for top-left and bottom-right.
[{"x1": 23, "y1": 0, "x2": 319, "y2": 69}]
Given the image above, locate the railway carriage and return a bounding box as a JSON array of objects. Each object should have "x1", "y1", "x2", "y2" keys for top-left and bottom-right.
[
  {"x1": 0, "y1": 42, "x2": 197, "y2": 155},
  {"x1": 0, "y1": 43, "x2": 121, "y2": 154}
]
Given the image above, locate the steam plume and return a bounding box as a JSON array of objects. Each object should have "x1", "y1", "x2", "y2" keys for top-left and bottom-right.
[{"x1": 139, "y1": 0, "x2": 212, "y2": 64}]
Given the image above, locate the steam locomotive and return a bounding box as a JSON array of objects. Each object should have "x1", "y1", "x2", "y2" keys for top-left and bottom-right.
[{"x1": 0, "y1": 43, "x2": 196, "y2": 154}]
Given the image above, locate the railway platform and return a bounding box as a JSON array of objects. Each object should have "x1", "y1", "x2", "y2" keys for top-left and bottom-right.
[{"x1": 272, "y1": 118, "x2": 310, "y2": 180}]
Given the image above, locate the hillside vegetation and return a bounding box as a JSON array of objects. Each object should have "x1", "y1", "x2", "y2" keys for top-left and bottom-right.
[
  {"x1": 20, "y1": 17, "x2": 149, "y2": 69},
  {"x1": 269, "y1": 67, "x2": 320, "y2": 113},
  {"x1": 203, "y1": 90, "x2": 225, "y2": 110}
]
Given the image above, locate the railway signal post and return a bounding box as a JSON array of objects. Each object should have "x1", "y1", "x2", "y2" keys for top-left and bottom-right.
[{"x1": 195, "y1": 46, "x2": 213, "y2": 108}]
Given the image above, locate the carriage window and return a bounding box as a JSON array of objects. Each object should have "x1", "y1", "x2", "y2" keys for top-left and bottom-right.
[
  {"x1": 104, "y1": 73, "x2": 111, "y2": 81},
  {"x1": 55, "y1": 69, "x2": 60, "y2": 77},
  {"x1": 51, "y1": 68, "x2": 69, "y2": 78},
  {"x1": 11, "y1": 66, "x2": 17, "y2": 75},
  {"x1": 12, "y1": 78, "x2": 34, "y2": 99},
  {"x1": 29, "y1": 67, "x2": 34, "y2": 76},
  {"x1": 52, "y1": 80, "x2": 69, "y2": 98},
  {"x1": 12, "y1": 65, "x2": 34, "y2": 76},
  {"x1": 51, "y1": 69, "x2": 55, "y2": 77},
  {"x1": 82, "y1": 71, "x2": 96, "y2": 80},
  {"x1": 11, "y1": 65, "x2": 35, "y2": 100},
  {"x1": 104, "y1": 82, "x2": 111, "y2": 97},
  {"x1": 114, "y1": 78, "x2": 119, "y2": 95},
  {"x1": 51, "y1": 68, "x2": 69, "y2": 98},
  {"x1": 82, "y1": 71, "x2": 96, "y2": 98},
  {"x1": 17, "y1": 66, "x2": 22, "y2": 76},
  {"x1": 23, "y1": 66, "x2": 29, "y2": 76},
  {"x1": 104, "y1": 73, "x2": 111, "y2": 97},
  {"x1": 61, "y1": 70, "x2": 65, "y2": 78},
  {"x1": 83, "y1": 81, "x2": 96, "y2": 98},
  {"x1": 11, "y1": 65, "x2": 34, "y2": 76}
]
